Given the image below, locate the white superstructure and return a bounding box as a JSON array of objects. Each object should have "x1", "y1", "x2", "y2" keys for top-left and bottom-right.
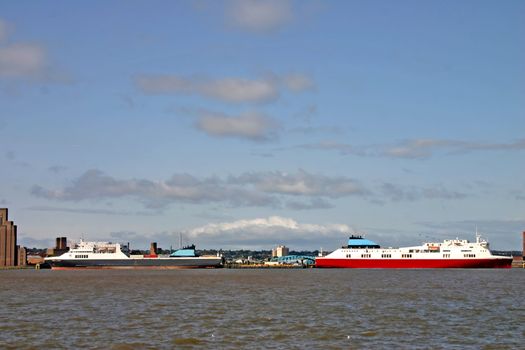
[{"x1": 329, "y1": 235, "x2": 494, "y2": 260}]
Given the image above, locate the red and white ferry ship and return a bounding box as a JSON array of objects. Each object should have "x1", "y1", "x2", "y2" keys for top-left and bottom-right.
[{"x1": 315, "y1": 234, "x2": 512, "y2": 268}]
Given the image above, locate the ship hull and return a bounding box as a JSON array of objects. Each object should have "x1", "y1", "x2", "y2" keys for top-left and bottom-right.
[
  {"x1": 315, "y1": 257, "x2": 513, "y2": 269},
  {"x1": 48, "y1": 257, "x2": 223, "y2": 270}
]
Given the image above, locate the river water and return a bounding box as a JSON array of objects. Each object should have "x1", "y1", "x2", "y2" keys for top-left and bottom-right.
[{"x1": 0, "y1": 269, "x2": 523, "y2": 349}]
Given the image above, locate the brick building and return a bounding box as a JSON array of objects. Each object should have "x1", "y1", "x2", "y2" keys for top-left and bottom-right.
[{"x1": 0, "y1": 208, "x2": 18, "y2": 267}]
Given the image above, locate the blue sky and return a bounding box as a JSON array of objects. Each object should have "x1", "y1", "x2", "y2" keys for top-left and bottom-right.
[{"x1": 1, "y1": 0, "x2": 524, "y2": 250}]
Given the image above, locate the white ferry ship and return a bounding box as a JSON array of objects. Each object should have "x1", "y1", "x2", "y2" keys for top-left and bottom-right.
[
  {"x1": 316, "y1": 234, "x2": 512, "y2": 268},
  {"x1": 44, "y1": 240, "x2": 223, "y2": 269}
]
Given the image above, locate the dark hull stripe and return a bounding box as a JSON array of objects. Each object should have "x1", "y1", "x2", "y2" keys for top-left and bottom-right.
[{"x1": 48, "y1": 258, "x2": 223, "y2": 269}]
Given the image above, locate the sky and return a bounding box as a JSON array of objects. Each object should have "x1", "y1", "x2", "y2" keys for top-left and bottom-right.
[{"x1": 0, "y1": 0, "x2": 524, "y2": 251}]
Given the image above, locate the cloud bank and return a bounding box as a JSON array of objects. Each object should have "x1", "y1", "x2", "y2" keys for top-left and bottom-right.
[
  {"x1": 31, "y1": 169, "x2": 368, "y2": 209},
  {"x1": 186, "y1": 216, "x2": 353, "y2": 249},
  {"x1": 30, "y1": 169, "x2": 469, "y2": 210},
  {"x1": 31, "y1": 169, "x2": 277, "y2": 208}
]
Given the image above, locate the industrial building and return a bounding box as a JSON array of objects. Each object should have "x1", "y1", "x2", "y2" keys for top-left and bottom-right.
[
  {"x1": 272, "y1": 245, "x2": 289, "y2": 258},
  {"x1": 0, "y1": 208, "x2": 26, "y2": 267},
  {"x1": 47, "y1": 237, "x2": 69, "y2": 256}
]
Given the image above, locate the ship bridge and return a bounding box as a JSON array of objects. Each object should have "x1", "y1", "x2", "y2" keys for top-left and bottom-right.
[{"x1": 346, "y1": 235, "x2": 380, "y2": 249}]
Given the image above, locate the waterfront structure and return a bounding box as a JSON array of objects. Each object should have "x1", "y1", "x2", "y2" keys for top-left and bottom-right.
[
  {"x1": 17, "y1": 246, "x2": 27, "y2": 266},
  {"x1": 272, "y1": 255, "x2": 316, "y2": 266},
  {"x1": 523, "y1": 231, "x2": 525, "y2": 260},
  {"x1": 272, "y1": 245, "x2": 289, "y2": 258},
  {"x1": 0, "y1": 208, "x2": 18, "y2": 267},
  {"x1": 316, "y1": 234, "x2": 512, "y2": 268},
  {"x1": 27, "y1": 255, "x2": 45, "y2": 265}
]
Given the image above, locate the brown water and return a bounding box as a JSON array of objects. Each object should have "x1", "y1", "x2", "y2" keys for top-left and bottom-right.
[{"x1": 0, "y1": 269, "x2": 524, "y2": 349}]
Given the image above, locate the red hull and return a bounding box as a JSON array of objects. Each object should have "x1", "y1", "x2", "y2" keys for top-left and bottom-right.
[{"x1": 315, "y1": 258, "x2": 513, "y2": 269}]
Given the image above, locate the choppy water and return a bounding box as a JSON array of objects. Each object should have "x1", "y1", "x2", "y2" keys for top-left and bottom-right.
[{"x1": 0, "y1": 269, "x2": 524, "y2": 349}]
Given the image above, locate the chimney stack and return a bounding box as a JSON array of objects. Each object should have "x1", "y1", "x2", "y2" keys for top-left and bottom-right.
[
  {"x1": 60, "y1": 237, "x2": 67, "y2": 250},
  {"x1": 150, "y1": 242, "x2": 158, "y2": 256}
]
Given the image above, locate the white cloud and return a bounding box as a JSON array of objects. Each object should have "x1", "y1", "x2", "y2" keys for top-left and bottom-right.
[
  {"x1": 380, "y1": 183, "x2": 468, "y2": 202},
  {"x1": 136, "y1": 74, "x2": 278, "y2": 103},
  {"x1": 285, "y1": 198, "x2": 334, "y2": 210},
  {"x1": 282, "y1": 73, "x2": 315, "y2": 91},
  {"x1": 0, "y1": 18, "x2": 67, "y2": 82},
  {"x1": 226, "y1": 0, "x2": 293, "y2": 32},
  {"x1": 196, "y1": 111, "x2": 279, "y2": 141},
  {"x1": 200, "y1": 77, "x2": 278, "y2": 103},
  {"x1": 231, "y1": 169, "x2": 368, "y2": 197},
  {"x1": 298, "y1": 138, "x2": 525, "y2": 159},
  {"x1": 382, "y1": 138, "x2": 525, "y2": 159},
  {"x1": 0, "y1": 43, "x2": 46, "y2": 77},
  {"x1": 383, "y1": 139, "x2": 449, "y2": 159},
  {"x1": 135, "y1": 72, "x2": 314, "y2": 104}
]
